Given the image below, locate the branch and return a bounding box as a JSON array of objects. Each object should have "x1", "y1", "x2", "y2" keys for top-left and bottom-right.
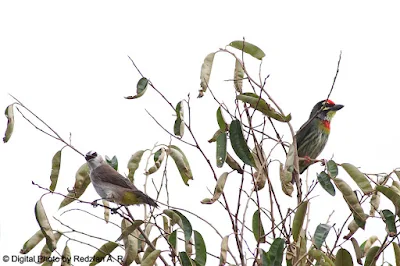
[{"x1": 9, "y1": 94, "x2": 85, "y2": 157}]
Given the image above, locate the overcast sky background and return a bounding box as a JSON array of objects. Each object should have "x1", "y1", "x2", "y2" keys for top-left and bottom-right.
[{"x1": 1, "y1": 1, "x2": 400, "y2": 265}]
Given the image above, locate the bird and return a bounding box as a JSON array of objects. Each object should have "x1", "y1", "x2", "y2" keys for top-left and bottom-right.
[
  {"x1": 294, "y1": 99, "x2": 344, "y2": 174},
  {"x1": 85, "y1": 151, "x2": 158, "y2": 208}
]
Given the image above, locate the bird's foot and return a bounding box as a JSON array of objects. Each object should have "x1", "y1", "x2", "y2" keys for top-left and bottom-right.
[
  {"x1": 91, "y1": 200, "x2": 99, "y2": 207},
  {"x1": 111, "y1": 206, "x2": 122, "y2": 214},
  {"x1": 304, "y1": 156, "x2": 312, "y2": 163}
]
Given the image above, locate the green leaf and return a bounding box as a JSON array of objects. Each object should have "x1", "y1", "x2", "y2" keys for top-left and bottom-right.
[
  {"x1": 252, "y1": 210, "x2": 265, "y2": 243},
  {"x1": 292, "y1": 201, "x2": 308, "y2": 242},
  {"x1": 313, "y1": 224, "x2": 331, "y2": 249},
  {"x1": 216, "y1": 132, "x2": 227, "y2": 168},
  {"x1": 229, "y1": 40, "x2": 266, "y2": 60},
  {"x1": 335, "y1": 248, "x2": 353, "y2": 266},
  {"x1": 393, "y1": 242, "x2": 400, "y2": 266},
  {"x1": 194, "y1": 230, "x2": 207, "y2": 266},
  {"x1": 174, "y1": 210, "x2": 193, "y2": 242},
  {"x1": 116, "y1": 220, "x2": 144, "y2": 241},
  {"x1": 3, "y1": 104, "x2": 14, "y2": 143},
  {"x1": 382, "y1": 209, "x2": 397, "y2": 236},
  {"x1": 143, "y1": 237, "x2": 158, "y2": 261},
  {"x1": 105, "y1": 155, "x2": 118, "y2": 171},
  {"x1": 201, "y1": 172, "x2": 228, "y2": 204},
  {"x1": 174, "y1": 101, "x2": 185, "y2": 137},
  {"x1": 308, "y1": 249, "x2": 335, "y2": 265},
  {"x1": 141, "y1": 249, "x2": 161, "y2": 266},
  {"x1": 179, "y1": 251, "x2": 195, "y2": 266},
  {"x1": 377, "y1": 186, "x2": 400, "y2": 209},
  {"x1": 168, "y1": 229, "x2": 177, "y2": 251},
  {"x1": 49, "y1": 150, "x2": 62, "y2": 191},
  {"x1": 219, "y1": 236, "x2": 229, "y2": 266},
  {"x1": 236, "y1": 93, "x2": 291, "y2": 122},
  {"x1": 125, "y1": 77, "x2": 149, "y2": 99},
  {"x1": 61, "y1": 244, "x2": 71, "y2": 266},
  {"x1": 333, "y1": 178, "x2": 367, "y2": 229},
  {"x1": 264, "y1": 238, "x2": 285, "y2": 266},
  {"x1": 198, "y1": 53, "x2": 215, "y2": 98},
  {"x1": 225, "y1": 152, "x2": 244, "y2": 174},
  {"x1": 229, "y1": 119, "x2": 256, "y2": 167},
  {"x1": 168, "y1": 145, "x2": 193, "y2": 185},
  {"x1": 163, "y1": 209, "x2": 182, "y2": 226},
  {"x1": 341, "y1": 163, "x2": 373, "y2": 194},
  {"x1": 20, "y1": 230, "x2": 44, "y2": 254},
  {"x1": 59, "y1": 163, "x2": 90, "y2": 209},
  {"x1": 364, "y1": 246, "x2": 379, "y2": 266},
  {"x1": 326, "y1": 160, "x2": 338, "y2": 178},
  {"x1": 216, "y1": 107, "x2": 227, "y2": 131},
  {"x1": 233, "y1": 59, "x2": 244, "y2": 93},
  {"x1": 35, "y1": 200, "x2": 57, "y2": 252},
  {"x1": 89, "y1": 241, "x2": 118, "y2": 266},
  {"x1": 317, "y1": 171, "x2": 336, "y2": 196}
]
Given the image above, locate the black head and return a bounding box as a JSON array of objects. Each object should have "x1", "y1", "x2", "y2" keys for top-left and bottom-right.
[
  {"x1": 310, "y1": 99, "x2": 344, "y2": 119},
  {"x1": 85, "y1": 150, "x2": 98, "y2": 161}
]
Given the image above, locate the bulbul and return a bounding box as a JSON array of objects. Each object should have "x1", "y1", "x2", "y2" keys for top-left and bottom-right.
[
  {"x1": 85, "y1": 151, "x2": 158, "y2": 207},
  {"x1": 294, "y1": 99, "x2": 344, "y2": 173}
]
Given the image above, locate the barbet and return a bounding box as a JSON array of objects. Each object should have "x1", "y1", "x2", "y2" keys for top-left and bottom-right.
[{"x1": 291, "y1": 99, "x2": 344, "y2": 175}]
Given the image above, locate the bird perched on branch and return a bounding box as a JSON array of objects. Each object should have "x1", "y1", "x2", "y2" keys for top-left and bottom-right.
[
  {"x1": 294, "y1": 99, "x2": 344, "y2": 174},
  {"x1": 85, "y1": 151, "x2": 158, "y2": 207}
]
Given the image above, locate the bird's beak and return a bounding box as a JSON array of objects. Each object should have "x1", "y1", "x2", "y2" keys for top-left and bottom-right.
[
  {"x1": 331, "y1": 104, "x2": 344, "y2": 111},
  {"x1": 85, "y1": 155, "x2": 94, "y2": 161}
]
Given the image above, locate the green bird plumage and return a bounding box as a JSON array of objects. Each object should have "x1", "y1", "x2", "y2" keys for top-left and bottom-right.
[{"x1": 294, "y1": 99, "x2": 344, "y2": 174}]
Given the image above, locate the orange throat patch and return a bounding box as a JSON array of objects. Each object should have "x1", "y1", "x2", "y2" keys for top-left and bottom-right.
[{"x1": 321, "y1": 120, "x2": 330, "y2": 131}]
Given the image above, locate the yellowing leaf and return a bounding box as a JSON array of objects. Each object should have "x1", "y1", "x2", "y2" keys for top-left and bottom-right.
[
  {"x1": 168, "y1": 145, "x2": 193, "y2": 185},
  {"x1": 35, "y1": 200, "x2": 57, "y2": 252},
  {"x1": 341, "y1": 163, "x2": 373, "y2": 194},
  {"x1": 127, "y1": 150, "x2": 145, "y2": 182},
  {"x1": 3, "y1": 104, "x2": 14, "y2": 143},
  {"x1": 333, "y1": 178, "x2": 368, "y2": 229},
  {"x1": 59, "y1": 163, "x2": 90, "y2": 209},
  {"x1": 49, "y1": 150, "x2": 62, "y2": 191},
  {"x1": 89, "y1": 242, "x2": 118, "y2": 266},
  {"x1": 201, "y1": 172, "x2": 228, "y2": 204},
  {"x1": 20, "y1": 230, "x2": 44, "y2": 254},
  {"x1": 198, "y1": 53, "x2": 215, "y2": 98},
  {"x1": 174, "y1": 101, "x2": 185, "y2": 137},
  {"x1": 233, "y1": 59, "x2": 244, "y2": 93},
  {"x1": 225, "y1": 152, "x2": 244, "y2": 174},
  {"x1": 219, "y1": 236, "x2": 229, "y2": 266}
]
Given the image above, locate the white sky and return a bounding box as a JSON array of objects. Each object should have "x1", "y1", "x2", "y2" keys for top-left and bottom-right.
[{"x1": 1, "y1": 1, "x2": 400, "y2": 265}]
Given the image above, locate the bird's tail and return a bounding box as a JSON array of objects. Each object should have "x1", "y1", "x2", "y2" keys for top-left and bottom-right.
[{"x1": 138, "y1": 191, "x2": 159, "y2": 208}]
